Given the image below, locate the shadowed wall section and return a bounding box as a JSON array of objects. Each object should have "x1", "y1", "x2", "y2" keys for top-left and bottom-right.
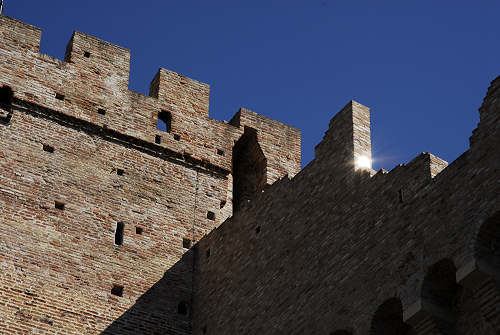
[{"x1": 232, "y1": 126, "x2": 267, "y2": 213}]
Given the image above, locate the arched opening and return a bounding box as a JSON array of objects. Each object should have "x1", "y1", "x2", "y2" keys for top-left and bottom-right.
[
  {"x1": 475, "y1": 211, "x2": 500, "y2": 282},
  {"x1": 232, "y1": 126, "x2": 267, "y2": 213},
  {"x1": 370, "y1": 298, "x2": 414, "y2": 335},
  {"x1": 421, "y1": 259, "x2": 459, "y2": 333},
  {"x1": 472, "y1": 211, "x2": 500, "y2": 330}
]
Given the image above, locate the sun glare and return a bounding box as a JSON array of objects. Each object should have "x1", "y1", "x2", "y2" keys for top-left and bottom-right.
[{"x1": 356, "y1": 156, "x2": 371, "y2": 169}]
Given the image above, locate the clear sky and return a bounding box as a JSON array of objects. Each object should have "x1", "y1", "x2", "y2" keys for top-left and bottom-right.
[{"x1": 4, "y1": 1, "x2": 499, "y2": 170}]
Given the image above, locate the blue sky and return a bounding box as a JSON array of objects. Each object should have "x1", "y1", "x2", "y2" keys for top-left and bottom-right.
[{"x1": 4, "y1": 1, "x2": 499, "y2": 170}]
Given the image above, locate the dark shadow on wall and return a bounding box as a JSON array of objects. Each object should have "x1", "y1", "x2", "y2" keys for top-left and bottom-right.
[
  {"x1": 0, "y1": 85, "x2": 13, "y2": 124},
  {"x1": 370, "y1": 298, "x2": 415, "y2": 335},
  {"x1": 476, "y1": 211, "x2": 500, "y2": 286},
  {"x1": 100, "y1": 250, "x2": 195, "y2": 335},
  {"x1": 232, "y1": 126, "x2": 267, "y2": 213}
]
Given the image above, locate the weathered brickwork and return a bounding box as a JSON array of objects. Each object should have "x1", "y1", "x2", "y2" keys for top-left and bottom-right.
[
  {"x1": 0, "y1": 15, "x2": 299, "y2": 334},
  {"x1": 193, "y1": 86, "x2": 499, "y2": 333},
  {"x1": 1, "y1": 13, "x2": 499, "y2": 335}
]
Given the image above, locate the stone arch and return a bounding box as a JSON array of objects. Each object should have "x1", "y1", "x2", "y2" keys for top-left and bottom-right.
[
  {"x1": 421, "y1": 259, "x2": 459, "y2": 333},
  {"x1": 232, "y1": 126, "x2": 267, "y2": 213},
  {"x1": 370, "y1": 297, "x2": 414, "y2": 335},
  {"x1": 475, "y1": 211, "x2": 500, "y2": 282},
  {"x1": 470, "y1": 211, "x2": 500, "y2": 331}
]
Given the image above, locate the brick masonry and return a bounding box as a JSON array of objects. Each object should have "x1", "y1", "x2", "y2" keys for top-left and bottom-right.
[
  {"x1": 0, "y1": 13, "x2": 499, "y2": 335},
  {"x1": 0, "y1": 14, "x2": 299, "y2": 334},
  {"x1": 193, "y1": 82, "x2": 500, "y2": 334}
]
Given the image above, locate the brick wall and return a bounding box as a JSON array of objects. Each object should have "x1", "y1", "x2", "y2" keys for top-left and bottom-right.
[
  {"x1": 193, "y1": 78, "x2": 500, "y2": 334},
  {"x1": 0, "y1": 14, "x2": 300, "y2": 334},
  {"x1": 1, "y1": 13, "x2": 499, "y2": 335}
]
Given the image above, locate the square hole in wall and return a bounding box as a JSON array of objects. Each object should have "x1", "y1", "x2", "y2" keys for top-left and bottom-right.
[
  {"x1": 83, "y1": 51, "x2": 91, "y2": 58},
  {"x1": 174, "y1": 134, "x2": 181, "y2": 141},
  {"x1": 207, "y1": 211, "x2": 215, "y2": 221},
  {"x1": 117, "y1": 168, "x2": 124, "y2": 176},
  {"x1": 155, "y1": 135, "x2": 162, "y2": 144},
  {"x1": 217, "y1": 149, "x2": 224, "y2": 156},
  {"x1": 182, "y1": 238, "x2": 191, "y2": 249},
  {"x1": 98, "y1": 108, "x2": 106, "y2": 115},
  {"x1": 220, "y1": 200, "x2": 226, "y2": 209},
  {"x1": 178, "y1": 301, "x2": 188, "y2": 315},
  {"x1": 157, "y1": 110, "x2": 171, "y2": 132},
  {"x1": 43, "y1": 144, "x2": 54, "y2": 153},
  {"x1": 0, "y1": 86, "x2": 13, "y2": 106},
  {"x1": 136, "y1": 227, "x2": 143, "y2": 235},
  {"x1": 111, "y1": 284, "x2": 123, "y2": 297},
  {"x1": 54, "y1": 201, "x2": 65, "y2": 210},
  {"x1": 55, "y1": 93, "x2": 65, "y2": 101}
]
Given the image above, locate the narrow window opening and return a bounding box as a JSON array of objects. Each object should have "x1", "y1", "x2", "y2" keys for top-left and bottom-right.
[
  {"x1": 398, "y1": 189, "x2": 404, "y2": 203},
  {"x1": 97, "y1": 108, "x2": 106, "y2": 115},
  {"x1": 220, "y1": 200, "x2": 226, "y2": 209},
  {"x1": 0, "y1": 86, "x2": 13, "y2": 106},
  {"x1": 55, "y1": 93, "x2": 65, "y2": 101},
  {"x1": 43, "y1": 144, "x2": 54, "y2": 153},
  {"x1": 207, "y1": 211, "x2": 215, "y2": 221},
  {"x1": 54, "y1": 201, "x2": 65, "y2": 210},
  {"x1": 202, "y1": 326, "x2": 207, "y2": 334},
  {"x1": 174, "y1": 134, "x2": 181, "y2": 141},
  {"x1": 256, "y1": 226, "x2": 261, "y2": 234},
  {"x1": 206, "y1": 248, "x2": 211, "y2": 259},
  {"x1": 83, "y1": 51, "x2": 91, "y2": 58},
  {"x1": 183, "y1": 238, "x2": 191, "y2": 249},
  {"x1": 111, "y1": 284, "x2": 123, "y2": 297},
  {"x1": 135, "y1": 227, "x2": 143, "y2": 235},
  {"x1": 178, "y1": 301, "x2": 188, "y2": 315},
  {"x1": 155, "y1": 135, "x2": 162, "y2": 144},
  {"x1": 157, "y1": 111, "x2": 172, "y2": 132},
  {"x1": 217, "y1": 149, "x2": 224, "y2": 156},
  {"x1": 115, "y1": 222, "x2": 124, "y2": 245},
  {"x1": 116, "y1": 168, "x2": 124, "y2": 176}
]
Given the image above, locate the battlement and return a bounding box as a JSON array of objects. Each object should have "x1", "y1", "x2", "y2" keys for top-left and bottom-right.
[
  {"x1": 193, "y1": 76, "x2": 500, "y2": 334},
  {"x1": 0, "y1": 13, "x2": 303, "y2": 334},
  {"x1": 0, "y1": 14, "x2": 300, "y2": 184},
  {"x1": 1, "y1": 12, "x2": 499, "y2": 335}
]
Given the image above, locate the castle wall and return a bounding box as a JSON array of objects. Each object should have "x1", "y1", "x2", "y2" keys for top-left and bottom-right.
[
  {"x1": 0, "y1": 15, "x2": 300, "y2": 334},
  {"x1": 193, "y1": 79, "x2": 500, "y2": 334},
  {"x1": 1, "y1": 13, "x2": 499, "y2": 335}
]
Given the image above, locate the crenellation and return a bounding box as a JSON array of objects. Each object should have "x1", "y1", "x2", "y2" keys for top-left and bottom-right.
[
  {"x1": 1, "y1": 13, "x2": 499, "y2": 335},
  {"x1": 0, "y1": 14, "x2": 299, "y2": 190},
  {"x1": 0, "y1": 15, "x2": 41, "y2": 52},
  {"x1": 193, "y1": 78, "x2": 499, "y2": 333}
]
